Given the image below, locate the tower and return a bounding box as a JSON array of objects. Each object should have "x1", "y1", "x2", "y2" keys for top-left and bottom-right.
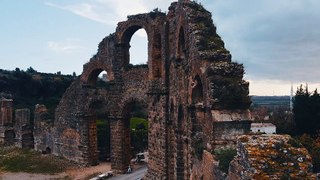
[{"x1": 290, "y1": 83, "x2": 293, "y2": 110}]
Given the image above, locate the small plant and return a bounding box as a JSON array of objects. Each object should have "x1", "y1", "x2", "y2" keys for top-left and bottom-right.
[{"x1": 214, "y1": 148, "x2": 237, "y2": 173}]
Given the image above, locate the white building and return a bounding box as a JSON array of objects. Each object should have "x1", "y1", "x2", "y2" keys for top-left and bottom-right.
[{"x1": 251, "y1": 123, "x2": 276, "y2": 134}]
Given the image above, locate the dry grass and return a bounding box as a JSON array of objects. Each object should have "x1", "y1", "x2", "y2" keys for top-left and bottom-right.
[{"x1": 0, "y1": 146, "x2": 77, "y2": 174}]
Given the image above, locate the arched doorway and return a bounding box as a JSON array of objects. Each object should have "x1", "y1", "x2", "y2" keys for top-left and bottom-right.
[
  {"x1": 121, "y1": 100, "x2": 148, "y2": 171},
  {"x1": 86, "y1": 69, "x2": 112, "y2": 165}
]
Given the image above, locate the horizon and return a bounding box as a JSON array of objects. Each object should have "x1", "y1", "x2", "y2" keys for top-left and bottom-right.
[{"x1": 1, "y1": 0, "x2": 319, "y2": 96}]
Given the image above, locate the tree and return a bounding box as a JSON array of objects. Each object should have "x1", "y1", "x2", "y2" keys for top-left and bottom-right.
[
  {"x1": 293, "y1": 85, "x2": 320, "y2": 136},
  {"x1": 26, "y1": 66, "x2": 37, "y2": 74},
  {"x1": 269, "y1": 106, "x2": 295, "y2": 134}
]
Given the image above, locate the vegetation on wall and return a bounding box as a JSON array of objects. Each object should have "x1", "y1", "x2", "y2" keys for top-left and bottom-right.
[{"x1": 214, "y1": 148, "x2": 237, "y2": 173}]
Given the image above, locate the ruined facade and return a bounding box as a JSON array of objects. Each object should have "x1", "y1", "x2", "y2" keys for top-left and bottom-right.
[
  {"x1": 39, "y1": 1, "x2": 252, "y2": 179},
  {"x1": 0, "y1": 98, "x2": 34, "y2": 148}
]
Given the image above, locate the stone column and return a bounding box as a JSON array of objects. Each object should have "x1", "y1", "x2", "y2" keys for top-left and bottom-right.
[
  {"x1": 110, "y1": 117, "x2": 131, "y2": 173},
  {"x1": 0, "y1": 99, "x2": 13, "y2": 126},
  {"x1": 14, "y1": 108, "x2": 33, "y2": 148}
]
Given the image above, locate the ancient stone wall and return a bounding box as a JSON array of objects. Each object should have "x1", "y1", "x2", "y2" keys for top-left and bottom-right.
[
  {"x1": 52, "y1": 1, "x2": 252, "y2": 179},
  {"x1": 34, "y1": 104, "x2": 54, "y2": 153},
  {"x1": 0, "y1": 98, "x2": 14, "y2": 145},
  {"x1": 228, "y1": 134, "x2": 316, "y2": 179},
  {"x1": 14, "y1": 108, "x2": 33, "y2": 148}
]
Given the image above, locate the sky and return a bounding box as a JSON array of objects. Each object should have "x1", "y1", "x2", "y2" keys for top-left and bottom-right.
[{"x1": 1, "y1": 0, "x2": 320, "y2": 96}]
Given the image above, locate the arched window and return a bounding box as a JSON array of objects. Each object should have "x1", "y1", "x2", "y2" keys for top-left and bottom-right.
[{"x1": 129, "y1": 29, "x2": 148, "y2": 65}]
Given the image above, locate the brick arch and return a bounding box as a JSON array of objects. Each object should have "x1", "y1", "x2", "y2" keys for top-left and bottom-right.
[
  {"x1": 116, "y1": 15, "x2": 165, "y2": 79},
  {"x1": 119, "y1": 96, "x2": 148, "y2": 116},
  {"x1": 175, "y1": 9, "x2": 190, "y2": 62},
  {"x1": 81, "y1": 58, "x2": 114, "y2": 86},
  {"x1": 191, "y1": 74, "x2": 204, "y2": 104}
]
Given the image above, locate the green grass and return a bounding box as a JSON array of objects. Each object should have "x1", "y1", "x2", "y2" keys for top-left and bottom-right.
[
  {"x1": 0, "y1": 146, "x2": 74, "y2": 174},
  {"x1": 130, "y1": 117, "x2": 148, "y2": 130}
]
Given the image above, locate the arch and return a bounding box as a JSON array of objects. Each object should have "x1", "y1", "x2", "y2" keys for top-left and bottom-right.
[
  {"x1": 177, "y1": 26, "x2": 186, "y2": 62},
  {"x1": 191, "y1": 75, "x2": 204, "y2": 104},
  {"x1": 81, "y1": 59, "x2": 114, "y2": 86},
  {"x1": 117, "y1": 21, "x2": 151, "y2": 69},
  {"x1": 120, "y1": 98, "x2": 148, "y2": 170},
  {"x1": 116, "y1": 17, "x2": 163, "y2": 80}
]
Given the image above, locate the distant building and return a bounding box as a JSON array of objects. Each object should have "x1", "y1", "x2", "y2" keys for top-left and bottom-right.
[
  {"x1": 251, "y1": 123, "x2": 276, "y2": 134},
  {"x1": 290, "y1": 83, "x2": 294, "y2": 111}
]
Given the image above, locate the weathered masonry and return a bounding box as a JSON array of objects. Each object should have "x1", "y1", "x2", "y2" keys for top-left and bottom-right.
[{"x1": 41, "y1": 1, "x2": 252, "y2": 179}]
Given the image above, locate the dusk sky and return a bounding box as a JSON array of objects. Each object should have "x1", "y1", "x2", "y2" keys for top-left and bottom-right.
[{"x1": 1, "y1": 0, "x2": 319, "y2": 95}]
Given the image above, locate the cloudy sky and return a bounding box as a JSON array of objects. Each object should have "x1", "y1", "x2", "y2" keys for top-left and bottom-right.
[{"x1": 1, "y1": 0, "x2": 319, "y2": 95}]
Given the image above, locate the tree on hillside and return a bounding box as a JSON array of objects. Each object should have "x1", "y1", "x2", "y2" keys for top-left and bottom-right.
[
  {"x1": 293, "y1": 85, "x2": 320, "y2": 136},
  {"x1": 26, "y1": 66, "x2": 37, "y2": 74}
]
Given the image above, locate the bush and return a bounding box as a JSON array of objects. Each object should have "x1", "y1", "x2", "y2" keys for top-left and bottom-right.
[{"x1": 214, "y1": 148, "x2": 237, "y2": 173}]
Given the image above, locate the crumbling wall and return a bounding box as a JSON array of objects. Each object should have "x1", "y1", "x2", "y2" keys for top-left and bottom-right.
[
  {"x1": 14, "y1": 108, "x2": 33, "y2": 148},
  {"x1": 228, "y1": 134, "x2": 316, "y2": 179},
  {"x1": 34, "y1": 104, "x2": 54, "y2": 153},
  {"x1": 52, "y1": 1, "x2": 252, "y2": 179},
  {"x1": 0, "y1": 98, "x2": 14, "y2": 145}
]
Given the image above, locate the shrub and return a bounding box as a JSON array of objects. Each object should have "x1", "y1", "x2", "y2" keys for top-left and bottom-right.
[{"x1": 214, "y1": 148, "x2": 237, "y2": 173}]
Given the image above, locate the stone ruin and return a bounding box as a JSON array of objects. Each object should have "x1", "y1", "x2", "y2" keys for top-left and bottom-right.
[
  {"x1": 0, "y1": 98, "x2": 33, "y2": 148},
  {"x1": 2, "y1": 1, "x2": 316, "y2": 179},
  {"x1": 48, "y1": 1, "x2": 252, "y2": 178}
]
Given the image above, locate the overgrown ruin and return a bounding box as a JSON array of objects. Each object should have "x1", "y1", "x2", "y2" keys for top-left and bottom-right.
[
  {"x1": 0, "y1": 1, "x2": 318, "y2": 179},
  {"x1": 1, "y1": 1, "x2": 255, "y2": 179},
  {"x1": 46, "y1": 1, "x2": 252, "y2": 178}
]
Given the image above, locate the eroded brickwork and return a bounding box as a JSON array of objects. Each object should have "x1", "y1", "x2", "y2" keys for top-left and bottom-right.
[
  {"x1": 52, "y1": 1, "x2": 252, "y2": 179},
  {"x1": 228, "y1": 135, "x2": 316, "y2": 179},
  {"x1": 14, "y1": 108, "x2": 33, "y2": 148}
]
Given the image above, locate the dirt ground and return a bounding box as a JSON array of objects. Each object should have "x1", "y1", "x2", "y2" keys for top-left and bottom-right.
[{"x1": 0, "y1": 162, "x2": 111, "y2": 180}]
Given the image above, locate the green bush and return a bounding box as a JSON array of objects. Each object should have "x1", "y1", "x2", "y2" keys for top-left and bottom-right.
[{"x1": 214, "y1": 148, "x2": 237, "y2": 173}]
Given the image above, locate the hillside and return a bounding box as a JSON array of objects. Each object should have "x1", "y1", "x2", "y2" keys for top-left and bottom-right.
[
  {"x1": 0, "y1": 68, "x2": 75, "y2": 119},
  {"x1": 251, "y1": 96, "x2": 291, "y2": 109}
]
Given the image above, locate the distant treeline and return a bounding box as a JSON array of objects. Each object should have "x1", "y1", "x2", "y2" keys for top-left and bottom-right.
[
  {"x1": 0, "y1": 68, "x2": 75, "y2": 120},
  {"x1": 251, "y1": 96, "x2": 290, "y2": 109}
]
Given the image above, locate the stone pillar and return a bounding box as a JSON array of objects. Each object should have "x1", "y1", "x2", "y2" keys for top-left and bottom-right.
[
  {"x1": 0, "y1": 99, "x2": 14, "y2": 145},
  {"x1": 146, "y1": 81, "x2": 169, "y2": 179},
  {"x1": 14, "y1": 108, "x2": 33, "y2": 148},
  {"x1": 110, "y1": 117, "x2": 131, "y2": 173},
  {"x1": 0, "y1": 99, "x2": 13, "y2": 126},
  {"x1": 87, "y1": 114, "x2": 99, "y2": 165}
]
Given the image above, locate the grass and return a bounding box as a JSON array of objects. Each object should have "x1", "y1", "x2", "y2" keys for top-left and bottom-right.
[
  {"x1": 0, "y1": 146, "x2": 74, "y2": 174},
  {"x1": 130, "y1": 117, "x2": 148, "y2": 130}
]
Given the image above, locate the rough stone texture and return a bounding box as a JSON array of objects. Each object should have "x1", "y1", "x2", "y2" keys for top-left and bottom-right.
[
  {"x1": 228, "y1": 134, "x2": 317, "y2": 179},
  {"x1": 190, "y1": 150, "x2": 225, "y2": 180},
  {"x1": 49, "y1": 1, "x2": 252, "y2": 179},
  {"x1": 14, "y1": 108, "x2": 34, "y2": 148},
  {"x1": 0, "y1": 98, "x2": 13, "y2": 126},
  {"x1": 0, "y1": 98, "x2": 14, "y2": 145},
  {"x1": 34, "y1": 104, "x2": 54, "y2": 154}
]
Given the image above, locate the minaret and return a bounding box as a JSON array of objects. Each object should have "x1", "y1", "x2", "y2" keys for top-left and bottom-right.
[{"x1": 290, "y1": 83, "x2": 293, "y2": 110}]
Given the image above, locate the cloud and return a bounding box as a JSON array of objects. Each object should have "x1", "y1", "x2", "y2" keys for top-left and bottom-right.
[
  {"x1": 47, "y1": 39, "x2": 87, "y2": 53},
  {"x1": 44, "y1": 0, "x2": 320, "y2": 92},
  {"x1": 207, "y1": 0, "x2": 320, "y2": 84},
  {"x1": 44, "y1": 0, "x2": 172, "y2": 26},
  {"x1": 45, "y1": 1, "x2": 117, "y2": 25}
]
